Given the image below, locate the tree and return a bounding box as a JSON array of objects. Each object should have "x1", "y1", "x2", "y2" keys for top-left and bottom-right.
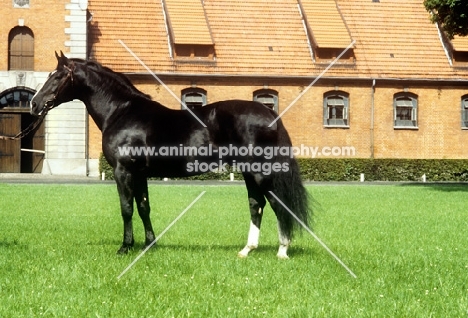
[{"x1": 424, "y1": 0, "x2": 468, "y2": 39}]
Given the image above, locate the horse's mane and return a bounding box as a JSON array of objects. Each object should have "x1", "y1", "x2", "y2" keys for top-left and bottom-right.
[{"x1": 76, "y1": 59, "x2": 153, "y2": 100}]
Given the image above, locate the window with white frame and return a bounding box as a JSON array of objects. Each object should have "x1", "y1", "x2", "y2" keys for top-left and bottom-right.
[
  {"x1": 323, "y1": 91, "x2": 349, "y2": 127},
  {"x1": 253, "y1": 89, "x2": 278, "y2": 112},
  {"x1": 394, "y1": 93, "x2": 417, "y2": 128},
  {"x1": 181, "y1": 88, "x2": 207, "y2": 111},
  {"x1": 13, "y1": 0, "x2": 29, "y2": 8},
  {"x1": 462, "y1": 95, "x2": 468, "y2": 128}
]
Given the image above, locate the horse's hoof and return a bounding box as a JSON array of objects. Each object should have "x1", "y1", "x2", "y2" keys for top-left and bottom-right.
[
  {"x1": 277, "y1": 254, "x2": 290, "y2": 260},
  {"x1": 237, "y1": 252, "x2": 248, "y2": 258},
  {"x1": 117, "y1": 246, "x2": 132, "y2": 254},
  {"x1": 142, "y1": 241, "x2": 156, "y2": 251}
]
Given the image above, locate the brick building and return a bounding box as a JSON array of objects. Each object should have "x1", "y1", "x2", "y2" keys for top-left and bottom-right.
[
  {"x1": 87, "y1": 0, "x2": 468, "y2": 169},
  {"x1": 0, "y1": 0, "x2": 88, "y2": 174},
  {"x1": 2, "y1": 0, "x2": 468, "y2": 176}
]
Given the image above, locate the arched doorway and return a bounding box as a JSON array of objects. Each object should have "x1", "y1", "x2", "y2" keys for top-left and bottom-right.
[{"x1": 0, "y1": 87, "x2": 45, "y2": 173}]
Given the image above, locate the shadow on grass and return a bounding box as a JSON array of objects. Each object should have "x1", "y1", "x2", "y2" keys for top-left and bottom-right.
[
  {"x1": 399, "y1": 182, "x2": 468, "y2": 192},
  {"x1": 0, "y1": 239, "x2": 22, "y2": 248},
  {"x1": 119, "y1": 243, "x2": 315, "y2": 258}
]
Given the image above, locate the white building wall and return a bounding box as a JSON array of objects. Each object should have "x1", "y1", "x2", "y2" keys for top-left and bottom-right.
[
  {"x1": 0, "y1": 71, "x2": 39, "y2": 93},
  {"x1": 39, "y1": 0, "x2": 97, "y2": 176}
]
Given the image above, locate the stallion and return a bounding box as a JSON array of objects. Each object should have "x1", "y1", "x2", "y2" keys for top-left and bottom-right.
[{"x1": 31, "y1": 52, "x2": 311, "y2": 259}]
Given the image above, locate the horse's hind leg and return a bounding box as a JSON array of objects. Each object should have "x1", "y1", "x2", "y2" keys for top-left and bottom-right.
[
  {"x1": 238, "y1": 174, "x2": 266, "y2": 258},
  {"x1": 265, "y1": 191, "x2": 291, "y2": 259},
  {"x1": 134, "y1": 175, "x2": 156, "y2": 248}
]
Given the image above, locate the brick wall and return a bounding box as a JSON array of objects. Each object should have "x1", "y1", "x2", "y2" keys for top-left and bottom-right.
[
  {"x1": 87, "y1": 76, "x2": 468, "y2": 160},
  {"x1": 0, "y1": 0, "x2": 69, "y2": 71},
  {"x1": 373, "y1": 85, "x2": 468, "y2": 159}
]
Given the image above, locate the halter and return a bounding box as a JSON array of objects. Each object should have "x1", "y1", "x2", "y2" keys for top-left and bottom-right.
[{"x1": 44, "y1": 62, "x2": 75, "y2": 112}]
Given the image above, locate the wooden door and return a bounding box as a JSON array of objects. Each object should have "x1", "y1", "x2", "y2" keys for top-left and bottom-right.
[
  {"x1": 31, "y1": 118, "x2": 45, "y2": 173},
  {"x1": 0, "y1": 113, "x2": 21, "y2": 172}
]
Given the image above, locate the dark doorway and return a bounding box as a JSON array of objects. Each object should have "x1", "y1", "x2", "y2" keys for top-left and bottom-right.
[
  {"x1": 0, "y1": 87, "x2": 45, "y2": 173},
  {"x1": 21, "y1": 113, "x2": 45, "y2": 173}
]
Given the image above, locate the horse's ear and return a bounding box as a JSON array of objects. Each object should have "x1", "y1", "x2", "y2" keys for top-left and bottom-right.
[{"x1": 55, "y1": 51, "x2": 69, "y2": 68}]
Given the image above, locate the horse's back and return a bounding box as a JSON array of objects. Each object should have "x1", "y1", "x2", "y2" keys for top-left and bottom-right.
[
  {"x1": 201, "y1": 100, "x2": 279, "y2": 145},
  {"x1": 203, "y1": 100, "x2": 276, "y2": 122}
]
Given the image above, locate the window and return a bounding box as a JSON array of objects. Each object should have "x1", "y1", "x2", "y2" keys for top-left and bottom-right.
[
  {"x1": 323, "y1": 91, "x2": 349, "y2": 127},
  {"x1": 394, "y1": 93, "x2": 417, "y2": 128},
  {"x1": 253, "y1": 89, "x2": 278, "y2": 112},
  {"x1": 181, "y1": 88, "x2": 207, "y2": 110},
  {"x1": 314, "y1": 48, "x2": 355, "y2": 64},
  {"x1": 13, "y1": 0, "x2": 29, "y2": 7},
  {"x1": 8, "y1": 26, "x2": 34, "y2": 70},
  {"x1": 462, "y1": 95, "x2": 468, "y2": 129},
  {"x1": 0, "y1": 87, "x2": 35, "y2": 109},
  {"x1": 174, "y1": 44, "x2": 215, "y2": 60}
]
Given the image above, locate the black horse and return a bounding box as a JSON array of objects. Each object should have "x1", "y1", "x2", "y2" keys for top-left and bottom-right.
[{"x1": 31, "y1": 52, "x2": 311, "y2": 258}]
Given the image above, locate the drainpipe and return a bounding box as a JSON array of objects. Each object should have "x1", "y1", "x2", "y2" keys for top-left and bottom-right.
[
  {"x1": 85, "y1": 110, "x2": 90, "y2": 176},
  {"x1": 370, "y1": 79, "x2": 375, "y2": 159}
]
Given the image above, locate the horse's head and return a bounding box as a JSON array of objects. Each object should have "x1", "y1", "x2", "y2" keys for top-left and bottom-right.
[{"x1": 31, "y1": 51, "x2": 77, "y2": 116}]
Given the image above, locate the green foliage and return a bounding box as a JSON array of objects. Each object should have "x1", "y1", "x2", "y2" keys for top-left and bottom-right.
[
  {"x1": 298, "y1": 158, "x2": 468, "y2": 182},
  {"x1": 424, "y1": 0, "x2": 468, "y2": 39},
  {"x1": 98, "y1": 153, "x2": 113, "y2": 180},
  {"x1": 99, "y1": 154, "x2": 468, "y2": 182}
]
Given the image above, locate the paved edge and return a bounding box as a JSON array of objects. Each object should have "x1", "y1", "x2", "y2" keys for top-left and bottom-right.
[{"x1": 1, "y1": 173, "x2": 467, "y2": 186}]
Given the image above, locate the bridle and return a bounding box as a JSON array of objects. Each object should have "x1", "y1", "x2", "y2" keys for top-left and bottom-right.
[
  {"x1": 0, "y1": 62, "x2": 76, "y2": 140},
  {"x1": 43, "y1": 62, "x2": 76, "y2": 112}
]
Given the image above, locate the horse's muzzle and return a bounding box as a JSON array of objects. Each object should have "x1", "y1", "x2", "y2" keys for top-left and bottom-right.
[{"x1": 30, "y1": 100, "x2": 53, "y2": 117}]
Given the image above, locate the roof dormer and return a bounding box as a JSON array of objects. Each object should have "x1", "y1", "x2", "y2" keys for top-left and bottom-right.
[
  {"x1": 163, "y1": 0, "x2": 215, "y2": 61},
  {"x1": 450, "y1": 36, "x2": 468, "y2": 67},
  {"x1": 298, "y1": 0, "x2": 355, "y2": 65}
]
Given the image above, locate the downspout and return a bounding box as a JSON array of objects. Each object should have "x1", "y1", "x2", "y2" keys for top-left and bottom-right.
[
  {"x1": 161, "y1": 0, "x2": 174, "y2": 59},
  {"x1": 85, "y1": 111, "x2": 90, "y2": 176},
  {"x1": 370, "y1": 79, "x2": 375, "y2": 159}
]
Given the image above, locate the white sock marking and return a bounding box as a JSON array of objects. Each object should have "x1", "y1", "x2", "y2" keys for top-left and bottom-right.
[
  {"x1": 238, "y1": 221, "x2": 260, "y2": 258},
  {"x1": 276, "y1": 221, "x2": 290, "y2": 259}
]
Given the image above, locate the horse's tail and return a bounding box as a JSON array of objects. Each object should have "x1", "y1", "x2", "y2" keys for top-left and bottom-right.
[{"x1": 271, "y1": 119, "x2": 312, "y2": 239}]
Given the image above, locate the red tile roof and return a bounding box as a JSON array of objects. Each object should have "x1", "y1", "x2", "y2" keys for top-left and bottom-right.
[
  {"x1": 204, "y1": 0, "x2": 312, "y2": 75},
  {"x1": 88, "y1": 0, "x2": 172, "y2": 71},
  {"x1": 336, "y1": 0, "x2": 459, "y2": 79},
  {"x1": 87, "y1": 0, "x2": 468, "y2": 80}
]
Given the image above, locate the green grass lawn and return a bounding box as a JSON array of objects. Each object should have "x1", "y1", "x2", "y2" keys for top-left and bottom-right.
[{"x1": 0, "y1": 182, "x2": 467, "y2": 317}]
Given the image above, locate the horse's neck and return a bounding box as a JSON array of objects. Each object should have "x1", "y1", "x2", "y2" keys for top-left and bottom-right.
[
  {"x1": 78, "y1": 91, "x2": 113, "y2": 131},
  {"x1": 77, "y1": 75, "x2": 133, "y2": 131}
]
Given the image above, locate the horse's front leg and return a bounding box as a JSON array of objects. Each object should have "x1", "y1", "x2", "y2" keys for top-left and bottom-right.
[
  {"x1": 114, "y1": 166, "x2": 135, "y2": 254},
  {"x1": 134, "y1": 175, "x2": 156, "y2": 249}
]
